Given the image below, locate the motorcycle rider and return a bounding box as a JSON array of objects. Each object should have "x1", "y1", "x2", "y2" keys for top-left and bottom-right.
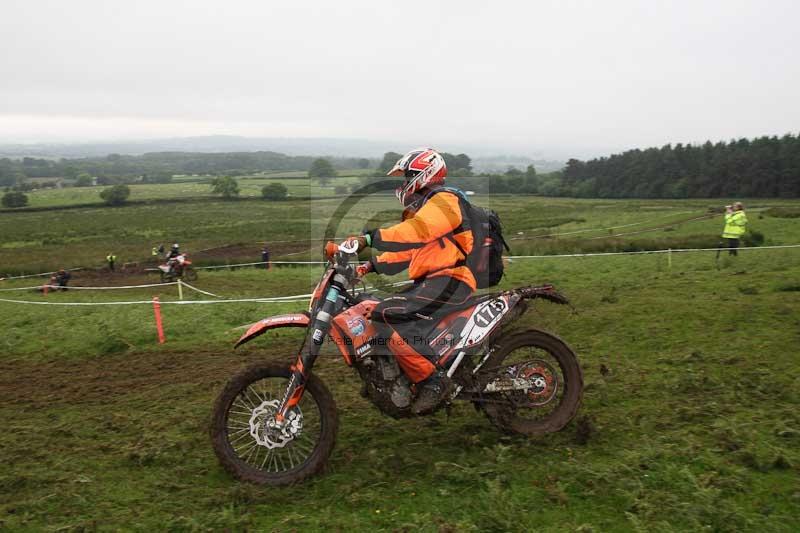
[
  {"x1": 340, "y1": 148, "x2": 477, "y2": 414},
  {"x1": 52, "y1": 268, "x2": 71, "y2": 290},
  {"x1": 165, "y1": 243, "x2": 182, "y2": 276}
]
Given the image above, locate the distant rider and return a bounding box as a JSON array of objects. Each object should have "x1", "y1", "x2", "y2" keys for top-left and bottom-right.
[
  {"x1": 165, "y1": 243, "x2": 182, "y2": 275},
  {"x1": 52, "y1": 268, "x2": 71, "y2": 290},
  {"x1": 338, "y1": 148, "x2": 477, "y2": 414}
]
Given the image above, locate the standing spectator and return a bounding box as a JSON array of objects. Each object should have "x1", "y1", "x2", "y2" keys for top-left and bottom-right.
[
  {"x1": 721, "y1": 202, "x2": 748, "y2": 256},
  {"x1": 106, "y1": 252, "x2": 117, "y2": 272},
  {"x1": 152, "y1": 245, "x2": 164, "y2": 264},
  {"x1": 261, "y1": 244, "x2": 271, "y2": 270}
]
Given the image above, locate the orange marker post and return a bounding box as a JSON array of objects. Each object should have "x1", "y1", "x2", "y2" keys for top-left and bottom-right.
[{"x1": 152, "y1": 296, "x2": 166, "y2": 344}]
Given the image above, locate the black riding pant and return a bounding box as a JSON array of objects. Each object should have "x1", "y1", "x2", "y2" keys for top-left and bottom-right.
[
  {"x1": 727, "y1": 238, "x2": 740, "y2": 256},
  {"x1": 372, "y1": 276, "x2": 472, "y2": 359}
]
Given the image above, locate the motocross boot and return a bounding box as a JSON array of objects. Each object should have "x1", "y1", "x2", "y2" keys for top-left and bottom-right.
[{"x1": 411, "y1": 370, "x2": 453, "y2": 415}]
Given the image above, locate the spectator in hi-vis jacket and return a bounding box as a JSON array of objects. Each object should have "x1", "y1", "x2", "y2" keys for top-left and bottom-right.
[{"x1": 721, "y1": 202, "x2": 747, "y2": 256}]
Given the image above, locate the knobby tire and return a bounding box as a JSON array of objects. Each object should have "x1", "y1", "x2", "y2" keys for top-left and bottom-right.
[
  {"x1": 210, "y1": 364, "x2": 338, "y2": 486},
  {"x1": 479, "y1": 330, "x2": 583, "y2": 435}
]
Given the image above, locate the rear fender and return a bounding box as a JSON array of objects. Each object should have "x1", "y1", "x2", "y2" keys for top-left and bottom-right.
[
  {"x1": 234, "y1": 312, "x2": 310, "y2": 348},
  {"x1": 518, "y1": 284, "x2": 570, "y2": 305}
]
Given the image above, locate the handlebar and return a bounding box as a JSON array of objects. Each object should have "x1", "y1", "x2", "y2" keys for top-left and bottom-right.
[{"x1": 324, "y1": 240, "x2": 366, "y2": 285}]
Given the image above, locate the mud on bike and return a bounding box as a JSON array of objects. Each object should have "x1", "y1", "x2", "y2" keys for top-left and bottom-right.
[{"x1": 210, "y1": 242, "x2": 583, "y2": 485}]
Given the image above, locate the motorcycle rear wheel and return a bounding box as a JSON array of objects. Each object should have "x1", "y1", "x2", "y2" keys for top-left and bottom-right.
[
  {"x1": 182, "y1": 267, "x2": 198, "y2": 282},
  {"x1": 210, "y1": 364, "x2": 338, "y2": 485},
  {"x1": 478, "y1": 330, "x2": 583, "y2": 436}
]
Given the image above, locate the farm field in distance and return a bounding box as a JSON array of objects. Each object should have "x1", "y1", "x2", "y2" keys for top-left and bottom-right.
[
  {"x1": 14, "y1": 172, "x2": 369, "y2": 209},
  {"x1": 1, "y1": 187, "x2": 799, "y2": 531}
]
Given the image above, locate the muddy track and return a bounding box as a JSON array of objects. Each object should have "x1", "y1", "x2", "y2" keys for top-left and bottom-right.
[
  {"x1": 66, "y1": 268, "x2": 161, "y2": 286},
  {"x1": 0, "y1": 350, "x2": 261, "y2": 408},
  {"x1": 0, "y1": 348, "x2": 348, "y2": 409},
  {"x1": 40, "y1": 239, "x2": 317, "y2": 286}
]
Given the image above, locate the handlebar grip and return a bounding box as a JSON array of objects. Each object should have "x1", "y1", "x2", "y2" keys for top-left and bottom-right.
[{"x1": 324, "y1": 241, "x2": 338, "y2": 259}]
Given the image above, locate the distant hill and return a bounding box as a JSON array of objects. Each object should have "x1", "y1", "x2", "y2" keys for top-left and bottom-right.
[
  {"x1": 0, "y1": 135, "x2": 563, "y2": 171},
  {"x1": 0, "y1": 136, "x2": 397, "y2": 159}
]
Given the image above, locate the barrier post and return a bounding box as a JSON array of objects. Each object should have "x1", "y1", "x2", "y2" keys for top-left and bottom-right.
[
  {"x1": 668, "y1": 248, "x2": 672, "y2": 270},
  {"x1": 177, "y1": 279, "x2": 183, "y2": 301},
  {"x1": 152, "y1": 296, "x2": 166, "y2": 344}
]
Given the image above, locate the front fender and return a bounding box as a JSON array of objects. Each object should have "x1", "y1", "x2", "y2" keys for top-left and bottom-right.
[{"x1": 234, "y1": 312, "x2": 310, "y2": 348}]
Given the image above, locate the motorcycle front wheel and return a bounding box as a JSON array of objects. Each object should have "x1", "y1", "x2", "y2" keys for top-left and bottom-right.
[
  {"x1": 477, "y1": 330, "x2": 583, "y2": 436},
  {"x1": 210, "y1": 364, "x2": 338, "y2": 485}
]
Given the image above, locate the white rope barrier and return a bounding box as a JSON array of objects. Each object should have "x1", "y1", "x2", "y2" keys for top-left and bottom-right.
[
  {"x1": 0, "y1": 281, "x2": 178, "y2": 292},
  {"x1": 0, "y1": 296, "x2": 310, "y2": 307},
  {"x1": 2, "y1": 244, "x2": 798, "y2": 307},
  {"x1": 0, "y1": 277, "x2": 412, "y2": 307},
  {"x1": 193, "y1": 260, "x2": 325, "y2": 270},
  {"x1": 508, "y1": 243, "x2": 800, "y2": 259},
  {"x1": 179, "y1": 281, "x2": 221, "y2": 298},
  {"x1": 0, "y1": 268, "x2": 83, "y2": 281}
]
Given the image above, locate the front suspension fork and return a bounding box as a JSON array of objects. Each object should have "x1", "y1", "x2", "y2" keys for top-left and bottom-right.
[{"x1": 274, "y1": 283, "x2": 343, "y2": 422}]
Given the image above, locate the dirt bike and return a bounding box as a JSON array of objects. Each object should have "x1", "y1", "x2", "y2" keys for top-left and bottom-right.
[
  {"x1": 210, "y1": 242, "x2": 583, "y2": 485},
  {"x1": 158, "y1": 254, "x2": 197, "y2": 283}
]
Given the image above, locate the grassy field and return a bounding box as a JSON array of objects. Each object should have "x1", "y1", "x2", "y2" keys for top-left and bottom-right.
[
  {"x1": 2, "y1": 190, "x2": 799, "y2": 275},
  {"x1": 12, "y1": 174, "x2": 368, "y2": 209},
  {"x1": 1, "y1": 194, "x2": 799, "y2": 531}
]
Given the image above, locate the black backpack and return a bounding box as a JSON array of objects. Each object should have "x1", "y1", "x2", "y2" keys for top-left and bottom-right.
[{"x1": 428, "y1": 187, "x2": 511, "y2": 288}]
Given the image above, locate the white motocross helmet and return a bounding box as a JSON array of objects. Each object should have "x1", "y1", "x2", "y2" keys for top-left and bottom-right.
[{"x1": 387, "y1": 148, "x2": 447, "y2": 207}]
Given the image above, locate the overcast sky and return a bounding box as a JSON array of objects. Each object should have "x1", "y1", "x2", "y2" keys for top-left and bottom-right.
[{"x1": 2, "y1": 0, "x2": 799, "y2": 157}]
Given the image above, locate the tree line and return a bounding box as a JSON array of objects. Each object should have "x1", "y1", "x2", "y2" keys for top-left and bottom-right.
[
  {"x1": 560, "y1": 134, "x2": 800, "y2": 198},
  {"x1": 363, "y1": 136, "x2": 799, "y2": 198},
  {"x1": 4, "y1": 133, "x2": 799, "y2": 200},
  {"x1": 0, "y1": 151, "x2": 374, "y2": 186}
]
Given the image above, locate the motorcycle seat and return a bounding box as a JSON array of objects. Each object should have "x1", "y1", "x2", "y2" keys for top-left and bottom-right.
[{"x1": 444, "y1": 293, "x2": 496, "y2": 312}]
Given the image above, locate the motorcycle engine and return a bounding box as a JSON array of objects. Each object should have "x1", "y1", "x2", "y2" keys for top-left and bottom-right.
[{"x1": 357, "y1": 354, "x2": 413, "y2": 419}]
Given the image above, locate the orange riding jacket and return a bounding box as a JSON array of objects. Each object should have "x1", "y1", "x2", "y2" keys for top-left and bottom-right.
[{"x1": 367, "y1": 189, "x2": 476, "y2": 290}]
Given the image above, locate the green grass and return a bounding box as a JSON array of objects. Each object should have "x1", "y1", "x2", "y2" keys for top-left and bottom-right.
[
  {"x1": 1, "y1": 197, "x2": 799, "y2": 530},
  {"x1": 2, "y1": 195, "x2": 799, "y2": 275},
  {"x1": 764, "y1": 207, "x2": 800, "y2": 219},
  {"x1": 14, "y1": 174, "x2": 367, "y2": 209}
]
